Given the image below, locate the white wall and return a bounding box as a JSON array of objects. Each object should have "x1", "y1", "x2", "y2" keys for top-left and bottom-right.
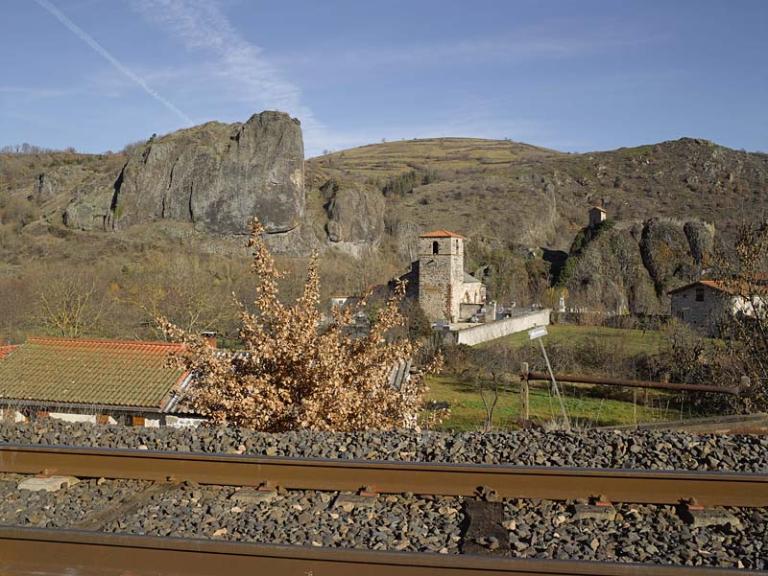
[
  {"x1": 165, "y1": 415, "x2": 205, "y2": 428},
  {"x1": 49, "y1": 412, "x2": 97, "y2": 424},
  {"x1": 451, "y1": 309, "x2": 551, "y2": 346}
]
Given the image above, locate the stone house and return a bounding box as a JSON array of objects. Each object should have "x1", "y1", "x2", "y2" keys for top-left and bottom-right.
[
  {"x1": 669, "y1": 280, "x2": 765, "y2": 336},
  {"x1": 588, "y1": 206, "x2": 607, "y2": 228},
  {"x1": 0, "y1": 337, "x2": 203, "y2": 427}
]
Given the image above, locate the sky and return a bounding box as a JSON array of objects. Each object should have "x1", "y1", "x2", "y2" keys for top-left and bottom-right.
[{"x1": 1, "y1": 0, "x2": 767, "y2": 157}]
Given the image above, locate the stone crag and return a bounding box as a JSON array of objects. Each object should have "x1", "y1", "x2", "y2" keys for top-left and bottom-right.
[
  {"x1": 561, "y1": 218, "x2": 716, "y2": 315},
  {"x1": 64, "y1": 111, "x2": 305, "y2": 236}
]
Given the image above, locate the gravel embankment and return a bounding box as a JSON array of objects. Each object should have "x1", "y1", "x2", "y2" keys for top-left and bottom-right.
[
  {"x1": 1, "y1": 421, "x2": 767, "y2": 472},
  {"x1": 504, "y1": 499, "x2": 767, "y2": 570},
  {"x1": 103, "y1": 483, "x2": 464, "y2": 553},
  {"x1": 0, "y1": 473, "x2": 149, "y2": 528}
]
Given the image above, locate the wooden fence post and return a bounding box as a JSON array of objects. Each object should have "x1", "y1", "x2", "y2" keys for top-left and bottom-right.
[{"x1": 520, "y1": 362, "x2": 530, "y2": 422}]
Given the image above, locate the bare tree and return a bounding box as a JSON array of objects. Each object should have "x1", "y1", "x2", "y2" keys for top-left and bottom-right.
[{"x1": 37, "y1": 275, "x2": 108, "y2": 338}]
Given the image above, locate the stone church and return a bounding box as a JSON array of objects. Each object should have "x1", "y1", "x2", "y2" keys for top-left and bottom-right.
[{"x1": 416, "y1": 230, "x2": 486, "y2": 323}]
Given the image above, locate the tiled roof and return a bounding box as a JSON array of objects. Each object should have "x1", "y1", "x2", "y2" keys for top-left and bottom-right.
[
  {"x1": 419, "y1": 230, "x2": 466, "y2": 239},
  {"x1": 668, "y1": 279, "x2": 765, "y2": 296},
  {"x1": 0, "y1": 346, "x2": 17, "y2": 360},
  {"x1": 0, "y1": 337, "x2": 188, "y2": 411},
  {"x1": 463, "y1": 272, "x2": 482, "y2": 284}
]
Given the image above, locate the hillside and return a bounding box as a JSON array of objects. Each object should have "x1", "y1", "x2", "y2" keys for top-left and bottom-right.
[
  {"x1": 308, "y1": 137, "x2": 768, "y2": 251},
  {"x1": 2, "y1": 113, "x2": 768, "y2": 341}
]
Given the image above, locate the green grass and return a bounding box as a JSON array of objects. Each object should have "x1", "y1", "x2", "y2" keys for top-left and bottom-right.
[
  {"x1": 480, "y1": 324, "x2": 664, "y2": 356},
  {"x1": 426, "y1": 374, "x2": 677, "y2": 432}
]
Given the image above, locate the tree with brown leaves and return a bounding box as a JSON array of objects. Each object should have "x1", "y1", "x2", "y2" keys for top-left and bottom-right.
[
  {"x1": 159, "y1": 218, "x2": 440, "y2": 431},
  {"x1": 712, "y1": 223, "x2": 768, "y2": 411}
]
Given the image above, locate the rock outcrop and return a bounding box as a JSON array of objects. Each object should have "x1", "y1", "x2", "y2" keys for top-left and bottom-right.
[
  {"x1": 561, "y1": 218, "x2": 715, "y2": 315},
  {"x1": 325, "y1": 186, "x2": 384, "y2": 246},
  {"x1": 65, "y1": 111, "x2": 304, "y2": 235}
]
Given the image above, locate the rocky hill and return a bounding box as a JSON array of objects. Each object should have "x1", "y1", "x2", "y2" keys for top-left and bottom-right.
[
  {"x1": 1, "y1": 112, "x2": 768, "y2": 340},
  {"x1": 310, "y1": 137, "x2": 768, "y2": 251}
]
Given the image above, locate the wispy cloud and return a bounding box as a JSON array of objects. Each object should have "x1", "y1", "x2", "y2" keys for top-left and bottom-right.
[
  {"x1": 276, "y1": 21, "x2": 663, "y2": 70},
  {"x1": 32, "y1": 0, "x2": 192, "y2": 125},
  {"x1": 133, "y1": 0, "x2": 326, "y2": 149}
]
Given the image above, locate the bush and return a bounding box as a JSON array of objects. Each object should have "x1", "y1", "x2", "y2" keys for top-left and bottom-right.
[{"x1": 160, "y1": 219, "x2": 440, "y2": 431}]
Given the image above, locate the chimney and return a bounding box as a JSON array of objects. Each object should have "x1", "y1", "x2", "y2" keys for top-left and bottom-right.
[{"x1": 201, "y1": 331, "x2": 218, "y2": 349}]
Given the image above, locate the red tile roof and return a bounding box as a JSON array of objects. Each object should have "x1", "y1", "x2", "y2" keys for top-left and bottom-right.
[
  {"x1": 0, "y1": 345, "x2": 17, "y2": 360},
  {"x1": 668, "y1": 279, "x2": 765, "y2": 296},
  {"x1": 419, "y1": 230, "x2": 466, "y2": 239},
  {"x1": 0, "y1": 337, "x2": 189, "y2": 411}
]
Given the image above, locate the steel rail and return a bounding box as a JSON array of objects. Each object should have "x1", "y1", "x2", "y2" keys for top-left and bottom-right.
[
  {"x1": 0, "y1": 526, "x2": 760, "y2": 576},
  {"x1": 524, "y1": 371, "x2": 739, "y2": 395},
  {"x1": 1, "y1": 444, "x2": 766, "y2": 507}
]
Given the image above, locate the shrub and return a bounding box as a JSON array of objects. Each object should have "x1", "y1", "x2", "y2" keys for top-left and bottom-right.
[{"x1": 160, "y1": 219, "x2": 440, "y2": 431}]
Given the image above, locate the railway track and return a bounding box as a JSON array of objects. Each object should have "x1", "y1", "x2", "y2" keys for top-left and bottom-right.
[{"x1": 0, "y1": 443, "x2": 765, "y2": 575}]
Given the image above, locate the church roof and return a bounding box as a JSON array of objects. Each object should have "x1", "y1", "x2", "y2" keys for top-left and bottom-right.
[
  {"x1": 464, "y1": 272, "x2": 482, "y2": 284},
  {"x1": 419, "y1": 230, "x2": 466, "y2": 239}
]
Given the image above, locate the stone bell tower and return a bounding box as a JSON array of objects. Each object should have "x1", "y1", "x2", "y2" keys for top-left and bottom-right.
[{"x1": 417, "y1": 230, "x2": 465, "y2": 322}]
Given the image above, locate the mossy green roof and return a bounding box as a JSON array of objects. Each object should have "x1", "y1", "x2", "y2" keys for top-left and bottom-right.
[{"x1": 0, "y1": 337, "x2": 187, "y2": 411}]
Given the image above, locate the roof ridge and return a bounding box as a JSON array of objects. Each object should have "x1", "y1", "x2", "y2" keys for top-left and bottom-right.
[{"x1": 26, "y1": 336, "x2": 184, "y2": 349}]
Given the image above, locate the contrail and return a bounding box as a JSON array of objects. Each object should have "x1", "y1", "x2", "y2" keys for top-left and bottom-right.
[{"x1": 33, "y1": 0, "x2": 192, "y2": 125}]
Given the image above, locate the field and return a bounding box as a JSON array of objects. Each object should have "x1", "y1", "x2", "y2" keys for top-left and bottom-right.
[
  {"x1": 480, "y1": 324, "x2": 665, "y2": 356},
  {"x1": 426, "y1": 374, "x2": 677, "y2": 432},
  {"x1": 427, "y1": 324, "x2": 677, "y2": 431}
]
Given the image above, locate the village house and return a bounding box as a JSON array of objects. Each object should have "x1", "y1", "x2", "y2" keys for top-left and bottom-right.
[
  {"x1": 0, "y1": 337, "x2": 204, "y2": 427},
  {"x1": 669, "y1": 279, "x2": 765, "y2": 336}
]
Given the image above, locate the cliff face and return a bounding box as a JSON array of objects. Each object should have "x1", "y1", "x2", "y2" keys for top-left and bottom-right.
[
  {"x1": 561, "y1": 218, "x2": 716, "y2": 315},
  {"x1": 64, "y1": 111, "x2": 304, "y2": 235}
]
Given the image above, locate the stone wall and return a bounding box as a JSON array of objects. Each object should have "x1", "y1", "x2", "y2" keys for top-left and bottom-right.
[{"x1": 448, "y1": 309, "x2": 551, "y2": 346}]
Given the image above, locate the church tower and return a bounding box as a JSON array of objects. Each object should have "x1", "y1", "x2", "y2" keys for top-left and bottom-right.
[{"x1": 417, "y1": 230, "x2": 465, "y2": 322}]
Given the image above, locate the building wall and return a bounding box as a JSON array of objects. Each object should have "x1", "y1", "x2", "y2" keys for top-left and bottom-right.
[
  {"x1": 418, "y1": 237, "x2": 465, "y2": 322},
  {"x1": 461, "y1": 282, "x2": 484, "y2": 305},
  {"x1": 448, "y1": 309, "x2": 550, "y2": 346},
  {"x1": 670, "y1": 286, "x2": 729, "y2": 336},
  {"x1": 589, "y1": 208, "x2": 606, "y2": 228}
]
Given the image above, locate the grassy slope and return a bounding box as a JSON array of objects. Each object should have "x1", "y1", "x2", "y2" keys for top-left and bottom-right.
[
  {"x1": 479, "y1": 324, "x2": 665, "y2": 356},
  {"x1": 426, "y1": 374, "x2": 675, "y2": 432},
  {"x1": 308, "y1": 137, "x2": 563, "y2": 180},
  {"x1": 428, "y1": 324, "x2": 673, "y2": 431}
]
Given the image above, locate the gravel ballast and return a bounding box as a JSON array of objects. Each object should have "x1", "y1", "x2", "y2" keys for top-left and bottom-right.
[
  {"x1": 503, "y1": 499, "x2": 767, "y2": 570},
  {"x1": 1, "y1": 421, "x2": 767, "y2": 472},
  {"x1": 0, "y1": 473, "x2": 149, "y2": 529},
  {"x1": 0, "y1": 472, "x2": 764, "y2": 569},
  {"x1": 103, "y1": 483, "x2": 464, "y2": 554}
]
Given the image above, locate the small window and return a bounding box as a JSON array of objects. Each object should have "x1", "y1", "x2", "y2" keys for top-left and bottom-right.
[
  {"x1": 695, "y1": 288, "x2": 705, "y2": 302},
  {"x1": 131, "y1": 415, "x2": 146, "y2": 427},
  {"x1": 432, "y1": 241, "x2": 439, "y2": 255}
]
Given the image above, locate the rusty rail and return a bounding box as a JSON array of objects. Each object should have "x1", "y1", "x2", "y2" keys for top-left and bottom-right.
[
  {"x1": 1, "y1": 444, "x2": 766, "y2": 507},
  {"x1": 523, "y1": 371, "x2": 740, "y2": 395},
  {"x1": 0, "y1": 526, "x2": 761, "y2": 576}
]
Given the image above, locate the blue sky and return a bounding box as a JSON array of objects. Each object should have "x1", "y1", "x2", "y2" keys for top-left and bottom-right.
[{"x1": 1, "y1": 0, "x2": 767, "y2": 157}]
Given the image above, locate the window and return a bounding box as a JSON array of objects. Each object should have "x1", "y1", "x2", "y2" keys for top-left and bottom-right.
[
  {"x1": 432, "y1": 241, "x2": 439, "y2": 255},
  {"x1": 695, "y1": 288, "x2": 705, "y2": 302}
]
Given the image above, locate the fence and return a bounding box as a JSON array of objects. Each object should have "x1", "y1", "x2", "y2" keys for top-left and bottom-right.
[{"x1": 517, "y1": 362, "x2": 742, "y2": 422}]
